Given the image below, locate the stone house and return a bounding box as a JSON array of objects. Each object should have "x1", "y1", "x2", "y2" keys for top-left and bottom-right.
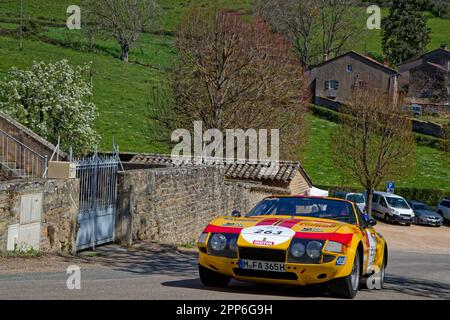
[
  {"x1": 397, "y1": 47, "x2": 450, "y2": 104},
  {"x1": 307, "y1": 51, "x2": 399, "y2": 109},
  {"x1": 128, "y1": 153, "x2": 313, "y2": 195}
]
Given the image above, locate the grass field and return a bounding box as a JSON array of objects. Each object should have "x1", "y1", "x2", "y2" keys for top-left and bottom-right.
[
  {"x1": 0, "y1": 1, "x2": 449, "y2": 191},
  {"x1": 301, "y1": 116, "x2": 450, "y2": 191}
]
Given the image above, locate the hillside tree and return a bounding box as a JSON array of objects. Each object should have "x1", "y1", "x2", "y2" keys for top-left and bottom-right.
[
  {"x1": 382, "y1": 0, "x2": 431, "y2": 65},
  {"x1": 147, "y1": 5, "x2": 309, "y2": 160},
  {"x1": 0, "y1": 60, "x2": 99, "y2": 155},
  {"x1": 253, "y1": 0, "x2": 360, "y2": 67},
  {"x1": 84, "y1": 0, "x2": 160, "y2": 62},
  {"x1": 332, "y1": 88, "x2": 414, "y2": 215}
]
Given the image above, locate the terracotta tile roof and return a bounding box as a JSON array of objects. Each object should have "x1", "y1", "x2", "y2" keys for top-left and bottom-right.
[{"x1": 129, "y1": 153, "x2": 312, "y2": 184}]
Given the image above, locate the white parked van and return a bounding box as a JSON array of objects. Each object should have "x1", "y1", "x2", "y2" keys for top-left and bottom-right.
[{"x1": 371, "y1": 191, "x2": 414, "y2": 226}]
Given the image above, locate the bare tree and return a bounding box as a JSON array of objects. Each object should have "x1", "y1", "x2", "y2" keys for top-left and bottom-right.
[
  {"x1": 332, "y1": 88, "x2": 414, "y2": 215},
  {"x1": 254, "y1": 0, "x2": 360, "y2": 67},
  {"x1": 147, "y1": 5, "x2": 309, "y2": 160},
  {"x1": 85, "y1": 0, "x2": 160, "y2": 62}
]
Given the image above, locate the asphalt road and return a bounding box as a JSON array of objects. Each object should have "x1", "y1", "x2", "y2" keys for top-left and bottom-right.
[{"x1": 1, "y1": 245, "x2": 450, "y2": 300}]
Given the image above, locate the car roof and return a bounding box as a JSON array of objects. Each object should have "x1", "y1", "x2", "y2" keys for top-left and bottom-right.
[
  {"x1": 265, "y1": 195, "x2": 354, "y2": 205},
  {"x1": 374, "y1": 191, "x2": 403, "y2": 198}
]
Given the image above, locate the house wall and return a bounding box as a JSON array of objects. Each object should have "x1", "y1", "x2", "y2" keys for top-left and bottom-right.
[
  {"x1": 408, "y1": 64, "x2": 449, "y2": 103},
  {"x1": 0, "y1": 178, "x2": 79, "y2": 254},
  {"x1": 310, "y1": 54, "x2": 397, "y2": 104},
  {"x1": 289, "y1": 171, "x2": 312, "y2": 196},
  {"x1": 114, "y1": 166, "x2": 289, "y2": 246}
]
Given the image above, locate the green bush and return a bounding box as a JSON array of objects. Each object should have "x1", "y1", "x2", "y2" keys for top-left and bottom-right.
[
  {"x1": 320, "y1": 185, "x2": 448, "y2": 206},
  {"x1": 310, "y1": 104, "x2": 341, "y2": 123}
]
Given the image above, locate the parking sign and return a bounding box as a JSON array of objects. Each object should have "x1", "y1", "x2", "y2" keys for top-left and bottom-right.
[{"x1": 386, "y1": 181, "x2": 395, "y2": 193}]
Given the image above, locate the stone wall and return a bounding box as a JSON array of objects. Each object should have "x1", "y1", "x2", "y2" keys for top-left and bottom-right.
[
  {"x1": 0, "y1": 178, "x2": 79, "y2": 254},
  {"x1": 115, "y1": 166, "x2": 288, "y2": 246}
]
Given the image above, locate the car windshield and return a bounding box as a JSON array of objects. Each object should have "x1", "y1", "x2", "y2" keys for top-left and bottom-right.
[
  {"x1": 346, "y1": 194, "x2": 365, "y2": 203},
  {"x1": 386, "y1": 197, "x2": 410, "y2": 209},
  {"x1": 247, "y1": 197, "x2": 357, "y2": 224},
  {"x1": 411, "y1": 202, "x2": 432, "y2": 211}
]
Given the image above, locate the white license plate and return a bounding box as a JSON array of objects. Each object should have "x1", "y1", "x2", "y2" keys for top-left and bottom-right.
[{"x1": 238, "y1": 260, "x2": 286, "y2": 272}]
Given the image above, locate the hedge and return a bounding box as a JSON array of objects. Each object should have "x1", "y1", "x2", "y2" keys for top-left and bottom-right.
[
  {"x1": 310, "y1": 104, "x2": 450, "y2": 153},
  {"x1": 318, "y1": 185, "x2": 448, "y2": 207}
]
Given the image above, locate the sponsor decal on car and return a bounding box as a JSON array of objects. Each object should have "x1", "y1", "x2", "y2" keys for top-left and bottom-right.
[
  {"x1": 252, "y1": 239, "x2": 275, "y2": 246},
  {"x1": 336, "y1": 256, "x2": 347, "y2": 266},
  {"x1": 301, "y1": 227, "x2": 323, "y2": 232},
  {"x1": 222, "y1": 222, "x2": 244, "y2": 227},
  {"x1": 241, "y1": 225, "x2": 295, "y2": 246}
]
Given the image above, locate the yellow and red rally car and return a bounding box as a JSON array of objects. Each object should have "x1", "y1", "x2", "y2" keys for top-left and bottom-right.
[{"x1": 197, "y1": 196, "x2": 388, "y2": 298}]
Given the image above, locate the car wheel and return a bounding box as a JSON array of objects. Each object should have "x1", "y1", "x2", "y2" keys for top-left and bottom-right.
[
  {"x1": 198, "y1": 264, "x2": 231, "y2": 288},
  {"x1": 385, "y1": 213, "x2": 391, "y2": 223},
  {"x1": 330, "y1": 251, "x2": 360, "y2": 299}
]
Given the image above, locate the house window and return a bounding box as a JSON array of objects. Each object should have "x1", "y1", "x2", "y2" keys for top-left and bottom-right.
[
  {"x1": 325, "y1": 80, "x2": 339, "y2": 90},
  {"x1": 347, "y1": 64, "x2": 353, "y2": 72}
]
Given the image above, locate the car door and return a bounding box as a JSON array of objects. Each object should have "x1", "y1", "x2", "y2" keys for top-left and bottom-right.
[
  {"x1": 355, "y1": 206, "x2": 377, "y2": 274},
  {"x1": 371, "y1": 194, "x2": 381, "y2": 218},
  {"x1": 379, "y1": 196, "x2": 388, "y2": 218}
]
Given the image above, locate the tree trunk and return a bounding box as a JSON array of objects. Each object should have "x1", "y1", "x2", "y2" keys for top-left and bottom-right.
[
  {"x1": 120, "y1": 44, "x2": 129, "y2": 62},
  {"x1": 366, "y1": 187, "x2": 374, "y2": 217}
]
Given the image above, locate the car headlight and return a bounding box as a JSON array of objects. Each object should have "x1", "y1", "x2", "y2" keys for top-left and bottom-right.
[
  {"x1": 392, "y1": 209, "x2": 399, "y2": 215},
  {"x1": 210, "y1": 233, "x2": 227, "y2": 251},
  {"x1": 288, "y1": 239, "x2": 324, "y2": 264},
  {"x1": 207, "y1": 233, "x2": 239, "y2": 258},
  {"x1": 197, "y1": 232, "x2": 208, "y2": 245},
  {"x1": 290, "y1": 242, "x2": 306, "y2": 258},
  {"x1": 324, "y1": 241, "x2": 344, "y2": 253},
  {"x1": 306, "y1": 241, "x2": 323, "y2": 259}
]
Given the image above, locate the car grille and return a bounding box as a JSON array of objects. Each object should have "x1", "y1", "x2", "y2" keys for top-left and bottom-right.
[
  {"x1": 233, "y1": 269, "x2": 298, "y2": 280},
  {"x1": 400, "y1": 214, "x2": 411, "y2": 218},
  {"x1": 238, "y1": 247, "x2": 286, "y2": 262}
]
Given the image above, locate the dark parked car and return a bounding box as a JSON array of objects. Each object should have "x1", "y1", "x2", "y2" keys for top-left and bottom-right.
[{"x1": 407, "y1": 200, "x2": 443, "y2": 227}]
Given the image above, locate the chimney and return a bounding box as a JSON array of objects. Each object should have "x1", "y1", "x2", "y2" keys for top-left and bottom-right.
[
  {"x1": 323, "y1": 53, "x2": 328, "y2": 62},
  {"x1": 383, "y1": 55, "x2": 389, "y2": 67},
  {"x1": 440, "y1": 43, "x2": 448, "y2": 50}
]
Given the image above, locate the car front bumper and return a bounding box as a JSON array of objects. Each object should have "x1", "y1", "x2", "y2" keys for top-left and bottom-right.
[
  {"x1": 391, "y1": 214, "x2": 413, "y2": 224},
  {"x1": 419, "y1": 218, "x2": 443, "y2": 226},
  {"x1": 198, "y1": 251, "x2": 354, "y2": 286}
]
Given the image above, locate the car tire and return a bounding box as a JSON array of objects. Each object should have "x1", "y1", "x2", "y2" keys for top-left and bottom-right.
[
  {"x1": 198, "y1": 264, "x2": 231, "y2": 288},
  {"x1": 330, "y1": 251, "x2": 360, "y2": 299}
]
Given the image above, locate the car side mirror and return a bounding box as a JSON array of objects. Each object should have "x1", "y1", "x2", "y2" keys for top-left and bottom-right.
[
  {"x1": 231, "y1": 210, "x2": 241, "y2": 217},
  {"x1": 367, "y1": 218, "x2": 377, "y2": 227}
]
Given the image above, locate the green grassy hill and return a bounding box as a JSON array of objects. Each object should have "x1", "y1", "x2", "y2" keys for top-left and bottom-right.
[{"x1": 0, "y1": 0, "x2": 449, "y2": 191}]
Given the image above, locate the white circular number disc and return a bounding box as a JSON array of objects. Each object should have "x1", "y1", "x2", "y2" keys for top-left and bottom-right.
[{"x1": 241, "y1": 226, "x2": 295, "y2": 247}]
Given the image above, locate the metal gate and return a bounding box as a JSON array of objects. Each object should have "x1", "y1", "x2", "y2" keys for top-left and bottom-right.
[{"x1": 75, "y1": 152, "x2": 119, "y2": 251}]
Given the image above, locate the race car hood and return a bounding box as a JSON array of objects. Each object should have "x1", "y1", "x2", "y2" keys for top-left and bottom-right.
[{"x1": 204, "y1": 215, "x2": 357, "y2": 248}]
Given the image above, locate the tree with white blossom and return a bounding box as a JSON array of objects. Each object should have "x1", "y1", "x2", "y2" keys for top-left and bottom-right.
[{"x1": 0, "y1": 60, "x2": 99, "y2": 155}]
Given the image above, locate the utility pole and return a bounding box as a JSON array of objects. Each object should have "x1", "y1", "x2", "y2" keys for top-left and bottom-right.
[{"x1": 19, "y1": 0, "x2": 23, "y2": 50}]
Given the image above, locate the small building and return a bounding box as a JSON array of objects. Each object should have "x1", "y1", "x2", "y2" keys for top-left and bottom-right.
[
  {"x1": 307, "y1": 51, "x2": 399, "y2": 109},
  {"x1": 397, "y1": 46, "x2": 450, "y2": 104},
  {"x1": 128, "y1": 153, "x2": 314, "y2": 196}
]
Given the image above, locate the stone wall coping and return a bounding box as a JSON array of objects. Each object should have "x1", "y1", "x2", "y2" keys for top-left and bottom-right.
[{"x1": 0, "y1": 111, "x2": 67, "y2": 158}]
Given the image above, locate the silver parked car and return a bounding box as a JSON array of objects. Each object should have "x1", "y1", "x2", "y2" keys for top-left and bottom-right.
[{"x1": 407, "y1": 200, "x2": 443, "y2": 227}]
